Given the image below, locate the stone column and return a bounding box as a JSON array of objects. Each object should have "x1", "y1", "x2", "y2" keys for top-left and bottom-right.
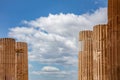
[
  {"x1": 0, "y1": 38, "x2": 16, "y2": 80},
  {"x1": 93, "y1": 24, "x2": 111, "y2": 80},
  {"x1": 108, "y1": 0, "x2": 120, "y2": 21},
  {"x1": 78, "y1": 31, "x2": 93, "y2": 80},
  {"x1": 16, "y1": 42, "x2": 28, "y2": 80},
  {"x1": 108, "y1": 0, "x2": 120, "y2": 79},
  {"x1": 107, "y1": 16, "x2": 120, "y2": 80}
]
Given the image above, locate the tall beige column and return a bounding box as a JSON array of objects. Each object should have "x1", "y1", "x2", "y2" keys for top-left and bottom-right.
[
  {"x1": 108, "y1": 0, "x2": 120, "y2": 80},
  {"x1": 16, "y1": 42, "x2": 28, "y2": 80},
  {"x1": 0, "y1": 38, "x2": 16, "y2": 80},
  {"x1": 78, "y1": 31, "x2": 93, "y2": 80},
  {"x1": 93, "y1": 24, "x2": 111, "y2": 80},
  {"x1": 108, "y1": 0, "x2": 120, "y2": 21}
]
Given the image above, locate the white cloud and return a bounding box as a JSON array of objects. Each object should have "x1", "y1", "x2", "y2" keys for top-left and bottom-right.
[
  {"x1": 32, "y1": 66, "x2": 77, "y2": 80},
  {"x1": 8, "y1": 7, "x2": 107, "y2": 67},
  {"x1": 32, "y1": 66, "x2": 66, "y2": 76},
  {"x1": 41, "y1": 66, "x2": 60, "y2": 72},
  {"x1": 9, "y1": 7, "x2": 107, "y2": 80}
]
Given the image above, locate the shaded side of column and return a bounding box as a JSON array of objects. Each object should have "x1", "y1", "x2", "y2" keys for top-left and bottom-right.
[
  {"x1": 107, "y1": 16, "x2": 120, "y2": 80},
  {"x1": 0, "y1": 38, "x2": 16, "y2": 80},
  {"x1": 16, "y1": 42, "x2": 28, "y2": 80},
  {"x1": 108, "y1": 0, "x2": 120, "y2": 21},
  {"x1": 108, "y1": 0, "x2": 113, "y2": 20},
  {"x1": 78, "y1": 31, "x2": 93, "y2": 80},
  {"x1": 93, "y1": 24, "x2": 110, "y2": 80},
  {"x1": 108, "y1": 0, "x2": 120, "y2": 79}
]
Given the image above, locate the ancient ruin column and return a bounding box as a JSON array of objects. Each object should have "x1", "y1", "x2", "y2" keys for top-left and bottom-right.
[
  {"x1": 0, "y1": 38, "x2": 16, "y2": 80},
  {"x1": 93, "y1": 24, "x2": 111, "y2": 80},
  {"x1": 78, "y1": 31, "x2": 93, "y2": 80},
  {"x1": 107, "y1": 0, "x2": 120, "y2": 80},
  {"x1": 16, "y1": 42, "x2": 28, "y2": 80},
  {"x1": 107, "y1": 13, "x2": 120, "y2": 80},
  {"x1": 108, "y1": 0, "x2": 120, "y2": 21}
]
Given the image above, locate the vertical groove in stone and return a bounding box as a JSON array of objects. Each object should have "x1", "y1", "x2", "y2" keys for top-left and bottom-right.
[
  {"x1": 108, "y1": 0, "x2": 112, "y2": 20},
  {"x1": 93, "y1": 25, "x2": 110, "y2": 80},
  {"x1": 78, "y1": 31, "x2": 93, "y2": 80},
  {"x1": 0, "y1": 38, "x2": 16, "y2": 80},
  {"x1": 16, "y1": 42, "x2": 28, "y2": 80}
]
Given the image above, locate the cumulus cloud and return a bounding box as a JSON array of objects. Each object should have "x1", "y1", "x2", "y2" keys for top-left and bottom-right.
[
  {"x1": 8, "y1": 8, "x2": 107, "y2": 67},
  {"x1": 41, "y1": 66, "x2": 60, "y2": 72},
  {"x1": 32, "y1": 66, "x2": 77, "y2": 80},
  {"x1": 8, "y1": 7, "x2": 107, "y2": 80}
]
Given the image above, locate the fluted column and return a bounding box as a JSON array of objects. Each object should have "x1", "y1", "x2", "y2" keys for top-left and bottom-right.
[
  {"x1": 107, "y1": 16, "x2": 120, "y2": 80},
  {"x1": 108, "y1": 0, "x2": 120, "y2": 21},
  {"x1": 0, "y1": 38, "x2": 16, "y2": 80},
  {"x1": 78, "y1": 31, "x2": 93, "y2": 80},
  {"x1": 16, "y1": 42, "x2": 28, "y2": 80},
  {"x1": 93, "y1": 24, "x2": 111, "y2": 80},
  {"x1": 108, "y1": 0, "x2": 120, "y2": 79}
]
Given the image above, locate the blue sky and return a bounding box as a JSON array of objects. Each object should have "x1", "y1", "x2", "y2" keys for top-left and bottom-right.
[
  {"x1": 0, "y1": 0, "x2": 107, "y2": 80},
  {"x1": 0, "y1": 0, "x2": 107, "y2": 37}
]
